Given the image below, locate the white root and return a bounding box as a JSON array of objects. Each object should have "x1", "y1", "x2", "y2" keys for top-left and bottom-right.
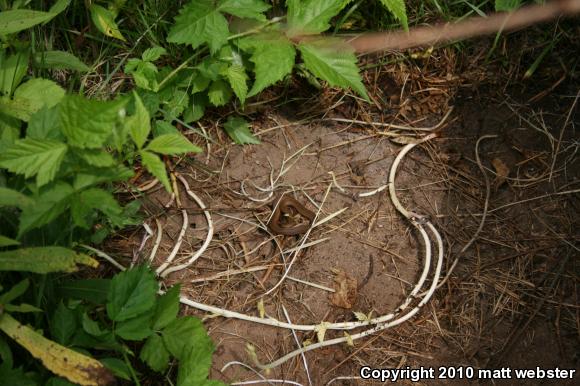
[
  {"x1": 159, "y1": 174, "x2": 214, "y2": 277},
  {"x1": 155, "y1": 209, "x2": 188, "y2": 275}
]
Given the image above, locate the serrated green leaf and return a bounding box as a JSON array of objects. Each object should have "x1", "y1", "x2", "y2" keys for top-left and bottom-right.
[
  {"x1": 115, "y1": 312, "x2": 153, "y2": 341},
  {"x1": 140, "y1": 150, "x2": 171, "y2": 192},
  {"x1": 73, "y1": 165, "x2": 134, "y2": 190},
  {"x1": 142, "y1": 47, "x2": 167, "y2": 62},
  {"x1": 162, "y1": 89, "x2": 189, "y2": 120},
  {"x1": 0, "y1": 279, "x2": 29, "y2": 304},
  {"x1": 140, "y1": 334, "x2": 170, "y2": 373},
  {"x1": 128, "y1": 92, "x2": 151, "y2": 149},
  {"x1": 378, "y1": 0, "x2": 408, "y2": 30},
  {"x1": 0, "y1": 246, "x2": 98, "y2": 273},
  {"x1": 287, "y1": 0, "x2": 350, "y2": 36},
  {"x1": 0, "y1": 138, "x2": 67, "y2": 187},
  {"x1": 225, "y1": 64, "x2": 248, "y2": 104},
  {"x1": 218, "y1": 0, "x2": 270, "y2": 20},
  {"x1": 59, "y1": 95, "x2": 127, "y2": 149},
  {"x1": 18, "y1": 183, "x2": 74, "y2": 236},
  {"x1": 107, "y1": 265, "x2": 158, "y2": 322},
  {"x1": 238, "y1": 33, "x2": 296, "y2": 97},
  {"x1": 14, "y1": 78, "x2": 65, "y2": 110},
  {"x1": 0, "y1": 10, "x2": 55, "y2": 35},
  {"x1": 162, "y1": 317, "x2": 213, "y2": 360},
  {"x1": 0, "y1": 235, "x2": 19, "y2": 247},
  {"x1": 208, "y1": 79, "x2": 232, "y2": 106},
  {"x1": 51, "y1": 302, "x2": 77, "y2": 345},
  {"x1": 100, "y1": 358, "x2": 132, "y2": 381},
  {"x1": 34, "y1": 51, "x2": 89, "y2": 72},
  {"x1": 77, "y1": 149, "x2": 115, "y2": 167},
  {"x1": 89, "y1": 4, "x2": 126, "y2": 41},
  {"x1": 223, "y1": 116, "x2": 260, "y2": 145},
  {"x1": 70, "y1": 188, "x2": 123, "y2": 229},
  {"x1": 27, "y1": 106, "x2": 64, "y2": 140},
  {"x1": 0, "y1": 187, "x2": 33, "y2": 209},
  {"x1": 146, "y1": 133, "x2": 201, "y2": 155},
  {"x1": 299, "y1": 38, "x2": 368, "y2": 100},
  {"x1": 176, "y1": 337, "x2": 215, "y2": 386},
  {"x1": 495, "y1": 0, "x2": 521, "y2": 11},
  {"x1": 167, "y1": 0, "x2": 229, "y2": 54},
  {"x1": 152, "y1": 285, "x2": 181, "y2": 330}
]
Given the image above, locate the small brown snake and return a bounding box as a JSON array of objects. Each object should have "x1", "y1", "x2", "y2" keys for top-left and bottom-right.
[{"x1": 267, "y1": 195, "x2": 315, "y2": 235}]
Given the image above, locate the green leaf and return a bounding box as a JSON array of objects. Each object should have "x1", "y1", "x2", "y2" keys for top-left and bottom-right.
[
  {"x1": 162, "y1": 317, "x2": 213, "y2": 360},
  {"x1": 495, "y1": 0, "x2": 521, "y2": 11},
  {"x1": 57, "y1": 279, "x2": 110, "y2": 304},
  {"x1": 0, "y1": 235, "x2": 19, "y2": 247},
  {"x1": 299, "y1": 38, "x2": 368, "y2": 100},
  {"x1": 49, "y1": 0, "x2": 72, "y2": 15},
  {"x1": 0, "y1": 187, "x2": 33, "y2": 209},
  {"x1": 176, "y1": 339, "x2": 215, "y2": 386},
  {"x1": 378, "y1": 0, "x2": 408, "y2": 30},
  {"x1": 0, "y1": 335, "x2": 13, "y2": 367},
  {"x1": 140, "y1": 334, "x2": 170, "y2": 373},
  {"x1": 127, "y1": 92, "x2": 151, "y2": 149},
  {"x1": 142, "y1": 47, "x2": 167, "y2": 62},
  {"x1": 77, "y1": 149, "x2": 115, "y2": 167},
  {"x1": 0, "y1": 279, "x2": 29, "y2": 304},
  {"x1": 0, "y1": 138, "x2": 67, "y2": 187},
  {"x1": 140, "y1": 150, "x2": 171, "y2": 192},
  {"x1": 107, "y1": 265, "x2": 158, "y2": 322},
  {"x1": 82, "y1": 313, "x2": 108, "y2": 337},
  {"x1": 59, "y1": 95, "x2": 127, "y2": 149},
  {"x1": 89, "y1": 4, "x2": 126, "y2": 41},
  {"x1": 238, "y1": 33, "x2": 296, "y2": 97},
  {"x1": 0, "y1": 365, "x2": 36, "y2": 386},
  {"x1": 34, "y1": 51, "x2": 89, "y2": 72},
  {"x1": 0, "y1": 10, "x2": 55, "y2": 35},
  {"x1": 0, "y1": 247, "x2": 98, "y2": 273},
  {"x1": 70, "y1": 188, "x2": 123, "y2": 229},
  {"x1": 152, "y1": 285, "x2": 181, "y2": 330},
  {"x1": 225, "y1": 64, "x2": 248, "y2": 104},
  {"x1": 153, "y1": 120, "x2": 179, "y2": 136},
  {"x1": 207, "y1": 79, "x2": 232, "y2": 106},
  {"x1": 167, "y1": 0, "x2": 229, "y2": 54},
  {"x1": 73, "y1": 165, "x2": 134, "y2": 190},
  {"x1": 0, "y1": 50, "x2": 29, "y2": 96},
  {"x1": 99, "y1": 358, "x2": 131, "y2": 381},
  {"x1": 162, "y1": 89, "x2": 189, "y2": 120},
  {"x1": 218, "y1": 0, "x2": 270, "y2": 20},
  {"x1": 3, "y1": 303, "x2": 43, "y2": 313},
  {"x1": 146, "y1": 133, "x2": 201, "y2": 155},
  {"x1": 18, "y1": 183, "x2": 73, "y2": 236},
  {"x1": 14, "y1": 78, "x2": 65, "y2": 111},
  {"x1": 287, "y1": 0, "x2": 350, "y2": 36},
  {"x1": 51, "y1": 302, "x2": 77, "y2": 345},
  {"x1": 115, "y1": 312, "x2": 153, "y2": 341},
  {"x1": 223, "y1": 116, "x2": 260, "y2": 145},
  {"x1": 27, "y1": 106, "x2": 64, "y2": 141}
]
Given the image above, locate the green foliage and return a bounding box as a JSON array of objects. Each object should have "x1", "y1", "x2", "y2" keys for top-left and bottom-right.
[
  {"x1": 224, "y1": 116, "x2": 260, "y2": 145},
  {"x1": 495, "y1": 0, "x2": 521, "y2": 11},
  {"x1": 378, "y1": 0, "x2": 408, "y2": 30}
]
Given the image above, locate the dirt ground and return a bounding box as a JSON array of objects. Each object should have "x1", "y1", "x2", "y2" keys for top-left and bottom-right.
[{"x1": 107, "y1": 31, "x2": 579, "y2": 386}]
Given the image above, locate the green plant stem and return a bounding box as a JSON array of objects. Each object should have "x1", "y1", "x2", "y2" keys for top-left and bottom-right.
[
  {"x1": 122, "y1": 349, "x2": 141, "y2": 386},
  {"x1": 157, "y1": 48, "x2": 207, "y2": 90}
]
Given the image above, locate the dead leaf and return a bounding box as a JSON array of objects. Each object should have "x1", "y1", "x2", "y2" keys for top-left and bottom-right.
[
  {"x1": 492, "y1": 158, "x2": 510, "y2": 189},
  {"x1": 329, "y1": 269, "x2": 357, "y2": 309}
]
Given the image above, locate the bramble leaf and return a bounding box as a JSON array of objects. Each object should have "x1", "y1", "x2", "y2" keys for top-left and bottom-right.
[
  {"x1": 218, "y1": 0, "x2": 270, "y2": 20},
  {"x1": 115, "y1": 312, "x2": 153, "y2": 341},
  {"x1": 287, "y1": 0, "x2": 350, "y2": 36},
  {"x1": 106, "y1": 265, "x2": 158, "y2": 322},
  {"x1": 14, "y1": 78, "x2": 65, "y2": 111},
  {"x1": 51, "y1": 302, "x2": 77, "y2": 345},
  {"x1": 142, "y1": 47, "x2": 167, "y2": 62},
  {"x1": 238, "y1": 33, "x2": 296, "y2": 97},
  {"x1": 59, "y1": 95, "x2": 127, "y2": 149},
  {"x1": 299, "y1": 38, "x2": 368, "y2": 100},
  {"x1": 146, "y1": 133, "x2": 201, "y2": 155},
  {"x1": 140, "y1": 150, "x2": 171, "y2": 192},
  {"x1": 162, "y1": 317, "x2": 213, "y2": 360},
  {"x1": 223, "y1": 116, "x2": 260, "y2": 145},
  {"x1": 140, "y1": 334, "x2": 170, "y2": 373},
  {"x1": 128, "y1": 92, "x2": 151, "y2": 149},
  {"x1": 167, "y1": 0, "x2": 229, "y2": 54},
  {"x1": 152, "y1": 285, "x2": 181, "y2": 330},
  {"x1": 27, "y1": 106, "x2": 63, "y2": 141},
  {"x1": 18, "y1": 183, "x2": 73, "y2": 236},
  {"x1": 0, "y1": 138, "x2": 67, "y2": 187},
  {"x1": 207, "y1": 79, "x2": 232, "y2": 106},
  {"x1": 378, "y1": 0, "x2": 408, "y2": 30},
  {"x1": 225, "y1": 64, "x2": 248, "y2": 104},
  {"x1": 0, "y1": 187, "x2": 33, "y2": 209}
]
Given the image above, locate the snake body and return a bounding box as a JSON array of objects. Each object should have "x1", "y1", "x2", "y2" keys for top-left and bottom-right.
[{"x1": 268, "y1": 195, "x2": 315, "y2": 235}]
